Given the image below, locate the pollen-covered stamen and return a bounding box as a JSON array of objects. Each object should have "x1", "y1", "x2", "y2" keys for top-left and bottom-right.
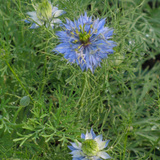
[
  {"x1": 72, "y1": 40, "x2": 78, "y2": 44},
  {"x1": 79, "y1": 31, "x2": 91, "y2": 44},
  {"x1": 76, "y1": 29, "x2": 79, "y2": 35},
  {"x1": 78, "y1": 44, "x2": 83, "y2": 49},
  {"x1": 78, "y1": 24, "x2": 91, "y2": 44},
  {"x1": 72, "y1": 24, "x2": 92, "y2": 45},
  {"x1": 71, "y1": 27, "x2": 91, "y2": 46}
]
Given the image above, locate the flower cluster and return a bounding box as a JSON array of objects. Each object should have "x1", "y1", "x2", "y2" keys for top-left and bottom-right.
[
  {"x1": 68, "y1": 128, "x2": 111, "y2": 160},
  {"x1": 24, "y1": 0, "x2": 116, "y2": 72},
  {"x1": 24, "y1": 0, "x2": 65, "y2": 29},
  {"x1": 23, "y1": 2, "x2": 114, "y2": 159},
  {"x1": 54, "y1": 12, "x2": 116, "y2": 73}
]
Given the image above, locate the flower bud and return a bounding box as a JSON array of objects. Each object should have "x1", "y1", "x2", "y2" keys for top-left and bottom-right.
[
  {"x1": 110, "y1": 52, "x2": 124, "y2": 66},
  {"x1": 36, "y1": 0, "x2": 52, "y2": 20}
]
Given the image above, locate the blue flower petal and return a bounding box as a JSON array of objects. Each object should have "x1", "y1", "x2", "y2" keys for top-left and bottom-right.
[
  {"x1": 90, "y1": 128, "x2": 96, "y2": 139},
  {"x1": 104, "y1": 140, "x2": 110, "y2": 148},
  {"x1": 24, "y1": 19, "x2": 31, "y2": 23}
]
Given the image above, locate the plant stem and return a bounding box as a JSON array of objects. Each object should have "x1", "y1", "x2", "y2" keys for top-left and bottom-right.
[
  {"x1": 6, "y1": 60, "x2": 33, "y2": 101},
  {"x1": 123, "y1": 127, "x2": 129, "y2": 160},
  {"x1": 40, "y1": 55, "x2": 47, "y2": 97},
  {"x1": 13, "y1": 106, "x2": 23, "y2": 123},
  {"x1": 75, "y1": 72, "x2": 87, "y2": 108}
]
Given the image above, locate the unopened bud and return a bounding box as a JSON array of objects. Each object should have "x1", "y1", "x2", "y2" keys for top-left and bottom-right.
[{"x1": 37, "y1": 0, "x2": 52, "y2": 20}]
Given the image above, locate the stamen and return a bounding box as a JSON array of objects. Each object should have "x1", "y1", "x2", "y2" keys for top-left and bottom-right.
[
  {"x1": 79, "y1": 25, "x2": 83, "y2": 32},
  {"x1": 73, "y1": 40, "x2": 78, "y2": 43},
  {"x1": 71, "y1": 32, "x2": 75, "y2": 35},
  {"x1": 78, "y1": 44, "x2": 83, "y2": 49},
  {"x1": 76, "y1": 29, "x2": 79, "y2": 35}
]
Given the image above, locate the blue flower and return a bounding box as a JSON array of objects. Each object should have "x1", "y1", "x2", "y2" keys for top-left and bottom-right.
[
  {"x1": 54, "y1": 12, "x2": 116, "y2": 73},
  {"x1": 68, "y1": 128, "x2": 111, "y2": 160},
  {"x1": 24, "y1": 0, "x2": 65, "y2": 29}
]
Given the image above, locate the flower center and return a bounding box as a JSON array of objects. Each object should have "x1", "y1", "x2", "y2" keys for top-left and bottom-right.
[
  {"x1": 79, "y1": 31, "x2": 90, "y2": 44},
  {"x1": 36, "y1": 0, "x2": 52, "y2": 20},
  {"x1": 74, "y1": 25, "x2": 91, "y2": 46},
  {"x1": 81, "y1": 139, "x2": 99, "y2": 157}
]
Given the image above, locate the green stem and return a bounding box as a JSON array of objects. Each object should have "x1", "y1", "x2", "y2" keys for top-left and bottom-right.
[
  {"x1": 75, "y1": 72, "x2": 87, "y2": 108},
  {"x1": 74, "y1": 72, "x2": 87, "y2": 124},
  {"x1": 40, "y1": 25, "x2": 49, "y2": 97},
  {"x1": 6, "y1": 61, "x2": 33, "y2": 101},
  {"x1": 123, "y1": 127, "x2": 129, "y2": 160},
  {"x1": 40, "y1": 55, "x2": 47, "y2": 97},
  {"x1": 13, "y1": 106, "x2": 23, "y2": 123}
]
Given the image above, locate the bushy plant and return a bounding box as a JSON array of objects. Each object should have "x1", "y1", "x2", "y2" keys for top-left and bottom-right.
[{"x1": 0, "y1": 0, "x2": 160, "y2": 159}]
